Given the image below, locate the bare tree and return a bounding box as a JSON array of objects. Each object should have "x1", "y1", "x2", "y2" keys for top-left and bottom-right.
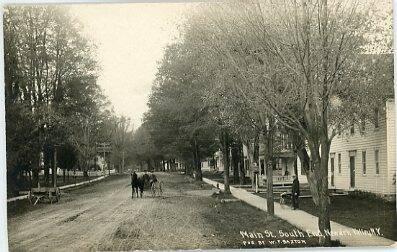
[{"x1": 183, "y1": 0, "x2": 391, "y2": 245}]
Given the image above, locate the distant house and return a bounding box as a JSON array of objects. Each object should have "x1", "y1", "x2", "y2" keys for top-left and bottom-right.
[
  {"x1": 175, "y1": 159, "x2": 184, "y2": 171},
  {"x1": 323, "y1": 99, "x2": 396, "y2": 199},
  {"x1": 200, "y1": 158, "x2": 212, "y2": 171},
  {"x1": 209, "y1": 136, "x2": 299, "y2": 185},
  {"x1": 251, "y1": 132, "x2": 298, "y2": 186},
  {"x1": 214, "y1": 150, "x2": 225, "y2": 171},
  {"x1": 200, "y1": 155, "x2": 218, "y2": 172}
]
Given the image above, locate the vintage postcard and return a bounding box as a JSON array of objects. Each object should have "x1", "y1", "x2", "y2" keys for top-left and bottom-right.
[{"x1": 2, "y1": 0, "x2": 396, "y2": 251}]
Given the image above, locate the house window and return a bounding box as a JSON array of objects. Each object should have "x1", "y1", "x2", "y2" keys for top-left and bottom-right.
[
  {"x1": 360, "y1": 116, "x2": 366, "y2": 132},
  {"x1": 338, "y1": 153, "x2": 341, "y2": 173},
  {"x1": 375, "y1": 150, "x2": 379, "y2": 174},
  {"x1": 350, "y1": 124, "x2": 355, "y2": 134},
  {"x1": 362, "y1": 151, "x2": 366, "y2": 175},
  {"x1": 374, "y1": 108, "x2": 379, "y2": 128}
]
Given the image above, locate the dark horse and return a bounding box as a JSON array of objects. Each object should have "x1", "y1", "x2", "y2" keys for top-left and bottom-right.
[{"x1": 131, "y1": 172, "x2": 144, "y2": 198}]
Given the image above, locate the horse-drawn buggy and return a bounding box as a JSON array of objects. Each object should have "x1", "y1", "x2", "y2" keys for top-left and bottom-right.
[{"x1": 130, "y1": 171, "x2": 163, "y2": 198}]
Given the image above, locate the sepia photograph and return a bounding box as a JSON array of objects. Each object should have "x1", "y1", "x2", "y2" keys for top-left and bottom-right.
[{"x1": 1, "y1": 0, "x2": 396, "y2": 251}]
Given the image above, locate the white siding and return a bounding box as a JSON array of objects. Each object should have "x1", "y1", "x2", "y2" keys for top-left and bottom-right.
[
  {"x1": 328, "y1": 101, "x2": 394, "y2": 195},
  {"x1": 201, "y1": 159, "x2": 211, "y2": 171},
  {"x1": 386, "y1": 99, "x2": 396, "y2": 195},
  {"x1": 214, "y1": 150, "x2": 225, "y2": 171},
  {"x1": 296, "y1": 158, "x2": 308, "y2": 183}
]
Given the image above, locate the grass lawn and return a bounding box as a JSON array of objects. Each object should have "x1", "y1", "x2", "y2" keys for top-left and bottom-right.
[
  {"x1": 203, "y1": 192, "x2": 321, "y2": 248},
  {"x1": 203, "y1": 171, "x2": 396, "y2": 241},
  {"x1": 299, "y1": 195, "x2": 396, "y2": 241}
]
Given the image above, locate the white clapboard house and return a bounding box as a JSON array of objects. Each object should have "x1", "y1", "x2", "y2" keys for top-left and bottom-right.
[{"x1": 323, "y1": 99, "x2": 396, "y2": 199}]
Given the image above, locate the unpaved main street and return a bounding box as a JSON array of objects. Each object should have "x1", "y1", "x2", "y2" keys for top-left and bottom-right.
[{"x1": 8, "y1": 173, "x2": 317, "y2": 251}]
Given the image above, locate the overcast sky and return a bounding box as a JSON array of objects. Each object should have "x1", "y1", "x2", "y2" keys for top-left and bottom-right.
[
  {"x1": 70, "y1": 3, "x2": 193, "y2": 129},
  {"x1": 68, "y1": 0, "x2": 391, "y2": 130}
]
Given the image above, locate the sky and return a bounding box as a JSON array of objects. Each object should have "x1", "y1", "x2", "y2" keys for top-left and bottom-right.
[
  {"x1": 70, "y1": 3, "x2": 194, "y2": 129},
  {"x1": 66, "y1": 0, "x2": 390, "y2": 129}
]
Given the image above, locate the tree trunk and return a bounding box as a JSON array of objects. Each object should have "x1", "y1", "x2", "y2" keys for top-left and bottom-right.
[
  {"x1": 63, "y1": 169, "x2": 66, "y2": 184},
  {"x1": 262, "y1": 124, "x2": 274, "y2": 216},
  {"x1": 246, "y1": 141, "x2": 254, "y2": 189},
  {"x1": 221, "y1": 130, "x2": 231, "y2": 193},
  {"x1": 265, "y1": 160, "x2": 274, "y2": 215},
  {"x1": 83, "y1": 160, "x2": 89, "y2": 178},
  {"x1": 185, "y1": 162, "x2": 191, "y2": 176},
  {"x1": 44, "y1": 147, "x2": 51, "y2": 186},
  {"x1": 251, "y1": 134, "x2": 260, "y2": 189},
  {"x1": 298, "y1": 138, "x2": 331, "y2": 246},
  {"x1": 294, "y1": 154, "x2": 298, "y2": 177},
  {"x1": 28, "y1": 170, "x2": 32, "y2": 190},
  {"x1": 253, "y1": 135, "x2": 259, "y2": 164},
  {"x1": 231, "y1": 141, "x2": 240, "y2": 184},
  {"x1": 146, "y1": 159, "x2": 152, "y2": 171},
  {"x1": 318, "y1": 139, "x2": 331, "y2": 246},
  {"x1": 32, "y1": 152, "x2": 40, "y2": 188},
  {"x1": 185, "y1": 162, "x2": 193, "y2": 176},
  {"x1": 193, "y1": 138, "x2": 202, "y2": 181},
  {"x1": 238, "y1": 143, "x2": 245, "y2": 185},
  {"x1": 32, "y1": 166, "x2": 38, "y2": 188}
]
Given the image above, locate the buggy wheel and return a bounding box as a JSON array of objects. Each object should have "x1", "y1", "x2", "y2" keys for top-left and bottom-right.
[
  {"x1": 151, "y1": 184, "x2": 155, "y2": 197},
  {"x1": 159, "y1": 182, "x2": 163, "y2": 197},
  {"x1": 28, "y1": 193, "x2": 33, "y2": 205}
]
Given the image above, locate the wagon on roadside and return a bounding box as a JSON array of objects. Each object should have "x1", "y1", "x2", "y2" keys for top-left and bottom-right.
[{"x1": 29, "y1": 186, "x2": 60, "y2": 205}]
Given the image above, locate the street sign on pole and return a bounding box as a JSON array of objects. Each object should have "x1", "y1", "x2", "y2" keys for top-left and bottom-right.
[{"x1": 96, "y1": 142, "x2": 112, "y2": 175}]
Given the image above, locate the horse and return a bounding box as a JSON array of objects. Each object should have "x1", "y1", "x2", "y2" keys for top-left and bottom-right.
[
  {"x1": 142, "y1": 172, "x2": 150, "y2": 189},
  {"x1": 131, "y1": 174, "x2": 144, "y2": 198},
  {"x1": 150, "y1": 180, "x2": 163, "y2": 197}
]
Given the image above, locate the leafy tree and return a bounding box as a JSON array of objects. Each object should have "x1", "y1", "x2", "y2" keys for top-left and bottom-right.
[
  {"x1": 178, "y1": 0, "x2": 392, "y2": 245},
  {"x1": 144, "y1": 42, "x2": 218, "y2": 180},
  {"x1": 130, "y1": 124, "x2": 159, "y2": 171},
  {"x1": 4, "y1": 6, "x2": 111, "y2": 189},
  {"x1": 110, "y1": 116, "x2": 133, "y2": 173}
]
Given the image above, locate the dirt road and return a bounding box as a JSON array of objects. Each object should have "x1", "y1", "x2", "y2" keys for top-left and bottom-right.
[{"x1": 8, "y1": 172, "x2": 317, "y2": 251}]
